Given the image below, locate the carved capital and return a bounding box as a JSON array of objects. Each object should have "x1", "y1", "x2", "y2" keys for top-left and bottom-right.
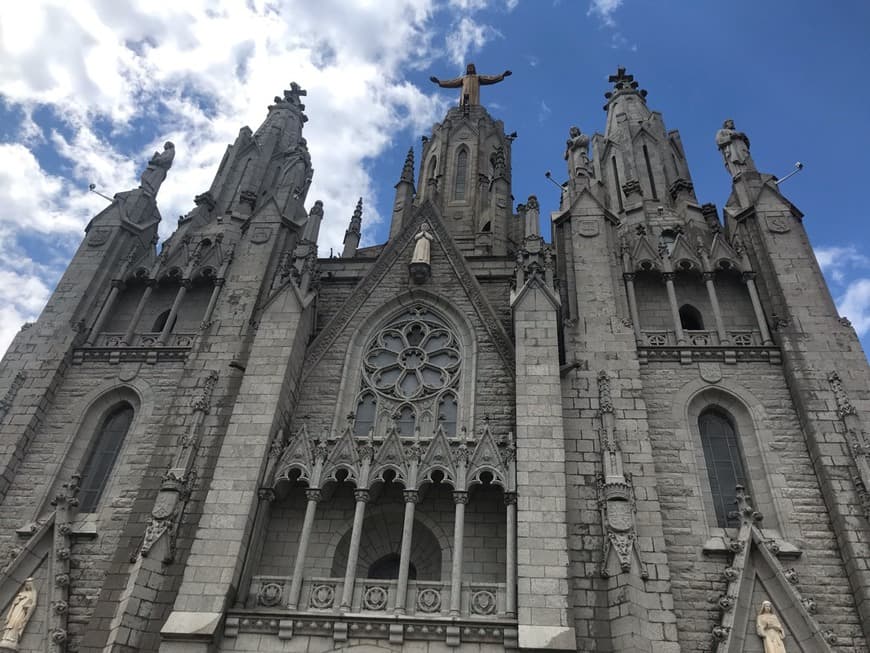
[
  {"x1": 354, "y1": 489, "x2": 371, "y2": 503},
  {"x1": 403, "y1": 489, "x2": 420, "y2": 504},
  {"x1": 305, "y1": 488, "x2": 322, "y2": 502},
  {"x1": 504, "y1": 492, "x2": 518, "y2": 506},
  {"x1": 453, "y1": 491, "x2": 469, "y2": 505},
  {"x1": 662, "y1": 272, "x2": 676, "y2": 283}
]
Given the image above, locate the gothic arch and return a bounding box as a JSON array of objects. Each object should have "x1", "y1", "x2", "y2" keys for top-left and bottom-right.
[
  {"x1": 32, "y1": 380, "x2": 154, "y2": 521},
  {"x1": 331, "y1": 290, "x2": 478, "y2": 436},
  {"x1": 672, "y1": 379, "x2": 784, "y2": 537},
  {"x1": 326, "y1": 503, "x2": 452, "y2": 582}
]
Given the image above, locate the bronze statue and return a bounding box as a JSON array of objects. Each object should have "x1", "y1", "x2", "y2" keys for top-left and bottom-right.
[
  {"x1": 756, "y1": 601, "x2": 787, "y2": 653},
  {"x1": 430, "y1": 63, "x2": 512, "y2": 106},
  {"x1": 140, "y1": 141, "x2": 175, "y2": 196}
]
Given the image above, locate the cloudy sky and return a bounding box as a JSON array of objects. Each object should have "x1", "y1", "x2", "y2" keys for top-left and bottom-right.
[{"x1": 1, "y1": 0, "x2": 868, "y2": 356}]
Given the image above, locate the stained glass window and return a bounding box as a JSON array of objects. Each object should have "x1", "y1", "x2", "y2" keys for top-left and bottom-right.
[
  {"x1": 700, "y1": 409, "x2": 746, "y2": 527},
  {"x1": 78, "y1": 403, "x2": 134, "y2": 512}
]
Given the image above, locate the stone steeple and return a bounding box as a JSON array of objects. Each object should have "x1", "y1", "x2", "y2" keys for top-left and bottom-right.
[
  {"x1": 342, "y1": 197, "x2": 363, "y2": 258},
  {"x1": 592, "y1": 68, "x2": 703, "y2": 237},
  {"x1": 390, "y1": 147, "x2": 416, "y2": 239}
]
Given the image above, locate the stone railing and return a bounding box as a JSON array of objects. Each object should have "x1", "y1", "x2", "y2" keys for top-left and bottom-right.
[
  {"x1": 72, "y1": 332, "x2": 196, "y2": 365},
  {"x1": 642, "y1": 329, "x2": 763, "y2": 347},
  {"x1": 638, "y1": 329, "x2": 779, "y2": 365},
  {"x1": 246, "y1": 575, "x2": 505, "y2": 619},
  {"x1": 228, "y1": 575, "x2": 515, "y2": 648}
]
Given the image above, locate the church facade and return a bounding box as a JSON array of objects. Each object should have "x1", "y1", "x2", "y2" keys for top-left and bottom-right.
[{"x1": 1, "y1": 67, "x2": 869, "y2": 653}]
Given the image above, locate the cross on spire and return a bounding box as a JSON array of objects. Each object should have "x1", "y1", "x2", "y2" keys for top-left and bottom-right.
[{"x1": 604, "y1": 67, "x2": 647, "y2": 101}]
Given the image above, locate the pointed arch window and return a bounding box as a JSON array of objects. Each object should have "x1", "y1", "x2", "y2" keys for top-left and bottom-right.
[
  {"x1": 438, "y1": 392, "x2": 458, "y2": 436},
  {"x1": 699, "y1": 409, "x2": 747, "y2": 527},
  {"x1": 353, "y1": 392, "x2": 377, "y2": 437},
  {"x1": 454, "y1": 148, "x2": 468, "y2": 200},
  {"x1": 152, "y1": 309, "x2": 176, "y2": 334},
  {"x1": 78, "y1": 403, "x2": 134, "y2": 512},
  {"x1": 396, "y1": 405, "x2": 416, "y2": 437}
]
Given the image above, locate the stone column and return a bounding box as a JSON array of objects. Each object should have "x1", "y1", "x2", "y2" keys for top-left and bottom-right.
[
  {"x1": 200, "y1": 278, "x2": 225, "y2": 328},
  {"x1": 449, "y1": 490, "x2": 468, "y2": 616},
  {"x1": 505, "y1": 492, "x2": 517, "y2": 618},
  {"x1": 286, "y1": 487, "x2": 321, "y2": 610},
  {"x1": 157, "y1": 281, "x2": 189, "y2": 345},
  {"x1": 743, "y1": 272, "x2": 773, "y2": 345},
  {"x1": 623, "y1": 273, "x2": 643, "y2": 343},
  {"x1": 662, "y1": 272, "x2": 685, "y2": 345},
  {"x1": 394, "y1": 489, "x2": 419, "y2": 614},
  {"x1": 86, "y1": 280, "x2": 124, "y2": 345},
  {"x1": 339, "y1": 489, "x2": 369, "y2": 610},
  {"x1": 123, "y1": 281, "x2": 154, "y2": 345},
  {"x1": 703, "y1": 272, "x2": 729, "y2": 345}
]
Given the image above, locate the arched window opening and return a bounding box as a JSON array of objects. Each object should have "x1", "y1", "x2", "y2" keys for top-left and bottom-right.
[
  {"x1": 679, "y1": 304, "x2": 705, "y2": 331},
  {"x1": 699, "y1": 409, "x2": 747, "y2": 528},
  {"x1": 152, "y1": 309, "x2": 176, "y2": 333},
  {"x1": 642, "y1": 144, "x2": 658, "y2": 200},
  {"x1": 353, "y1": 393, "x2": 377, "y2": 437},
  {"x1": 438, "y1": 393, "x2": 458, "y2": 436},
  {"x1": 660, "y1": 229, "x2": 677, "y2": 256},
  {"x1": 78, "y1": 403, "x2": 134, "y2": 512},
  {"x1": 368, "y1": 553, "x2": 417, "y2": 580},
  {"x1": 396, "y1": 405, "x2": 416, "y2": 437},
  {"x1": 453, "y1": 148, "x2": 468, "y2": 200}
]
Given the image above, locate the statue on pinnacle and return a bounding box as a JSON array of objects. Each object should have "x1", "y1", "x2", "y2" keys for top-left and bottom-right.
[{"x1": 430, "y1": 63, "x2": 512, "y2": 106}]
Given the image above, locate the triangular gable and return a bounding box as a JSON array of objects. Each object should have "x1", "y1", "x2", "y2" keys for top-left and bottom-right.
[
  {"x1": 708, "y1": 233, "x2": 740, "y2": 269},
  {"x1": 629, "y1": 122, "x2": 661, "y2": 145},
  {"x1": 630, "y1": 234, "x2": 662, "y2": 270},
  {"x1": 325, "y1": 425, "x2": 361, "y2": 483},
  {"x1": 713, "y1": 487, "x2": 833, "y2": 653},
  {"x1": 668, "y1": 233, "x2": 701, "y2": 270},
  {"x1": 371, "y1": 425, "x2": 408, "y2": 486},
  {"x1": 274, "y1": 424, "x2": 314, "y2": 485},
  {"x1": 563, "y1": 186, "x2": 621, "y2": 225},
  {"x1": 420, "y1": 425, "x2": 456, "y2": 486},
  {"x1": 302, "y1": 199, "x2": 515, "y2": 379},
  {"x1": 468, "y1": 423, "x2": 507, "y2": 489}
]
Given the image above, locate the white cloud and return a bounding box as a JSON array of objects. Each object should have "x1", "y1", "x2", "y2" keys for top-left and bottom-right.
[
  {"x1": 588, "y1": 0, "x2": 623, "y2": 27},
  {"x1": 446, "y1": 16, "x2": 500, "y2": 65},
  {"x1": 815, "y1": 245, "x2": 870, "y2": 336},
  {"x1": 840, "y1": 279, "x2": 870, "y2": 336}
]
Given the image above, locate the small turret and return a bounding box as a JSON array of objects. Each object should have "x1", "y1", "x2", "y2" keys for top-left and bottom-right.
[
  {"x1": 390, "y1": 147, "x2": 415, "y2": 239},
  {"x1": 342, "y1": 198, "x2": 363, "y2": 258}
]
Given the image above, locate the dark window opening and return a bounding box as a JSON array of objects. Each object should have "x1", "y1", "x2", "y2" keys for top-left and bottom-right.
[
  {"x1": 454, "y1": 148, "x2": 468, "y2": 200},
  {"x1": 152, "y1": 309, "x2": 176, "y2": 333},
  {"x1": 78, "y1": 403, "x2": 134, "y2": 512},
  {"x1": 679, "y1": 304, "x2": 705, "y2": 331},
  {"x1": 611, "y1": 157, "x2": 624, "y2": 212},
  {"x1": 643, "y1": 144, "x2": 658, "y2": 200},
  {"x1": 700, "y1": 409, "x2": 747, "y2": 528},
  {"x1": 368, "y1": 553, "x2": 417, "y2": 580}
]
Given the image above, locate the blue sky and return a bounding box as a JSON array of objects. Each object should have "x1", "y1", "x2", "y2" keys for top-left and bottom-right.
[{"x1": 0, "y1": 0, "x2": 868, "y2": 356}]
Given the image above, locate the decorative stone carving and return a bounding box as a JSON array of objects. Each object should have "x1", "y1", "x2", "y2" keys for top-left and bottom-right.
[
  {"x1": 564, "y1": 126, "x2": 590, "y2": 178},
  {"x1": 309, "y1": 584, "x2": 335, "y2": 609},
  {"x1": 756, "y1": 601, "x2": 786, "y2": 653},
  {"x1": 139, "y1": 141, "x2": 175, "y2": 196},
  {"x1": 416, "y1": 588, "x2": 441, "y2": 613},
  {"x1": 409, "y1": 223, "x2": 434, "y2": 283},
  {"x1": 363, "y1": 586, "x2": 388, "y2": 611},
  {"x1": 716, "y1": 119, "x2": 754, "y2": 178},
  {"x1": 470, "y1": 589, "x2": 496, "y2": 615},
  {"x1": 0, "y1": 578, "x2": 37, "y2": 650},
  {"x1": 257, "y1": 582, "x2": 284, "y2": 607}
]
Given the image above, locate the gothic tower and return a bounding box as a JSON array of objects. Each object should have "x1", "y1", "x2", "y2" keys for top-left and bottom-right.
[{"x1": 0, "y1": 66, "x2": 869, "y2": 653}]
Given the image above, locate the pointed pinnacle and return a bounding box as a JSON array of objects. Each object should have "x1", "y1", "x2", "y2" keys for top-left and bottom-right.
[{"x1": 400, "y1": 147, "x2": 415, "y2": 184}]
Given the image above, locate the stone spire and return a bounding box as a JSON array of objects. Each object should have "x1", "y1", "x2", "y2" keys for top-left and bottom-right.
[
  {"x1": 342, "y1": 198, "x2": 363, "y2": 258},
  {"x1": 390, "y1": 148, "x2": 416, "y2": 239}
]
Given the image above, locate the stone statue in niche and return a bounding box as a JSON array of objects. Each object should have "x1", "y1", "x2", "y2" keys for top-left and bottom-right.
[
  {"x1": 716, "y1": 119, "x2": 755, "y2": 177},
  {"x1": 409, "y1": 223, "x2": 434, "y2": 283},
  {"x1": 140, "y1": 141, "x2": 175, "y2": 196},
  {"x1": 565, "y1": 125, "x2": 590, "y2": 177},
  {"x1": 756, "y1": 601, "x2": 787, "y2": 653},
  {"x1": 0, "y1": 578, "x2": 37, "y2": 650}
]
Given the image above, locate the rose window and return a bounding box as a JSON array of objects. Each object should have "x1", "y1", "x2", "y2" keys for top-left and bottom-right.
[{"x1": 363, "y1": 312, "x2": 460, "y2": 401}]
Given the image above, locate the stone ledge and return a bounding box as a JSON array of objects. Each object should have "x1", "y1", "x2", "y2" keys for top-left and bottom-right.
[{"x1": 517, "y1": 624, "x2": 576, "y2": 650}]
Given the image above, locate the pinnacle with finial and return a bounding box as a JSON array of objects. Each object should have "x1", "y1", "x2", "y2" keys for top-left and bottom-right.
[
  {"x1": 400, "y1": 147, "x2": 415, "y2": 184},
  {"x1": 346, "y1": 197, "x2": 363, "y2": 237}
]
